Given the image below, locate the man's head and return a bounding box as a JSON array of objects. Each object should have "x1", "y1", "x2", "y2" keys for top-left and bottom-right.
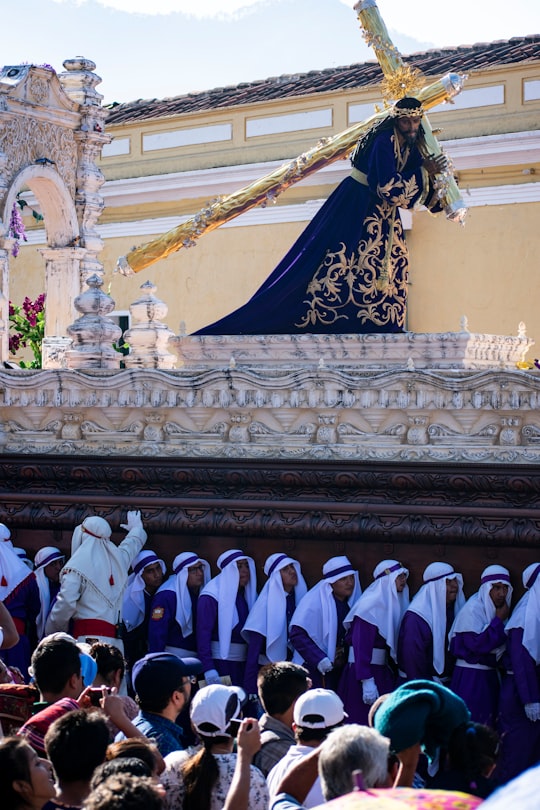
[
  {"x1": 236, "y1": 558, "x2": 250, "y2": 587},
  {"x1": 140, "y1": 562, "x2": 164, "y2": 596},
  {"x1": 280, "y1": 563, "x2": 298, "y2": 593},
  {"x1": 319, "y1": 725, "x2": 391, "y2": 798},
  {"x1": 293, "y1": 688, "x2": 347, "y2": 744},
  {"x1": 130, "y1": 552, "x2": 165, "y2": 597},
  {"x1": 34, "y1": 547, "x2": 65, "y2": 583},
  {"x1": 216, "y1": 549, "x2": 255, "y2": 592},
  {"x1": 422, "y1": 562, "x2": 463, "y2": 607},
  {"x1": 392, "y1": 97, "x2": 424, "y2": 147},
  {"x1": 395, "y1": 573, "x2": 408, "y2": 593},
  {"x1": 91, "y1": 759, "x2": 153, "y2": 790},
  {"x1": 490, "y1": 582, "x2": 509, "y2": 608},
  {"x1": 331, "y1": 574, "x2": 355, "y2": 602},
  {"x1": 257, "y1": 662, "x2": 310, "y2": 719},
  {"x1": 323, "y1": 556, "x2": 358, "y2": 603},
  {"x1": 372, "y1": 560, "x2": 409, "y2": 596},
  {"x1": 30, "y1": 637, "x2": 82, "y2": 700},
  {"x1": 44, "y1": 709, "x2": 109, "y2": 785},
  {"x1": 186, "y1": 561, "x2": 206, "y2": 591},
  {"x1": 132, "y1": 652, "x2": 201, "y2": 717},
  {"x1": 479, "y1": 565, "x2": 512, "y2": 611},
  {"x1": 446, "y1": 577, "x2": 459, "y2": 605},
  {"x1": 172, "y1": 552, "x2": 210, "y2": 595}
]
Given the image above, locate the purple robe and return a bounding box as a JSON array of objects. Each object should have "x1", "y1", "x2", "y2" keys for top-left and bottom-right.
[
  {"x1": 397, "y1": 606, "x2": 456, "y2": 683},
  {"x1": 497, "y1": 627, "x2": 540, "y2": 784},
  {"x1": 196, "y1": 587, "x2": 249, "y2": 688},
  {"x1": 244, "y1": 590, "x2": 296, "y2": 694},
  {"x1": 195, "y1": 127, "x2": 443, "y2": 336},
  {"x1": 147, "y1": 588, "x2": 198, "y2": 654},
  {"x1": 338, "y1": 617, "x2": 396, "y2": 725},
  {"x1": 0, "y1": 573, "x2": 40, "y2": 678},
  {"x1": 449, "y1": 617, "x2": 506, "y2": 727},
  {"x1": 289, "y1": 595, "x2": 350, "y2": 691}
]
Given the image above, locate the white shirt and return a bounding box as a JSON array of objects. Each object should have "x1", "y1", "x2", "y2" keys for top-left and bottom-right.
[
  {"x1": 267, "y1": 744, "x2": 325, "y2": 808},
  {"x1": 162, "y1": 751, "x2": 268, "y2": 810}
]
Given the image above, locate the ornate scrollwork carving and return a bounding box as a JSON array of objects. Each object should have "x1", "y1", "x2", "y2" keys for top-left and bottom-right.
[{"x1": 0, "y1": 117, "x2": 77, "y2": 192}]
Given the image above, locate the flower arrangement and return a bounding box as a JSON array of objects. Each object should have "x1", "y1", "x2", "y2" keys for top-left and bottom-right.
[{"x1": 9, "y1": 294, "x2": 45, "y2": 368}]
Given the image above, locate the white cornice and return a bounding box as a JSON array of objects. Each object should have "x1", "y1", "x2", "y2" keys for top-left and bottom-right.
[{"x1": 99, "y1": 130, "x2": 540, "y2": 208}]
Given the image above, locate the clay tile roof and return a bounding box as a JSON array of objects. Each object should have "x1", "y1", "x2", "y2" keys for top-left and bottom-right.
[{"x1": 105, "y1": 35, "x2": 540, "y2": 125}]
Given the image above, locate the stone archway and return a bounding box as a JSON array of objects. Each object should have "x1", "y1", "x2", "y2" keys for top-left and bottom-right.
[
  {"x1": 2, "y1": 165, "x2": 83, "y2": 352},
  {"x1": 0, "y1": 59, "x2": 109, "y2": 367}
]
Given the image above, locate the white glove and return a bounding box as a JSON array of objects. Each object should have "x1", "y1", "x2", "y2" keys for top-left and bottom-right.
[
  {"x1": 362, "y1": 677, "x2": 379, "y2": 705},
  {"x1": 524, "y1": 702, "x2": 540, "y2": 722},
  {"x1": 204, "y1": 669, "x2": 221, "y2": 686},
  {"x1": 120, "y1": 510, "x2": 143, "y2": 532},
  {"x1": 317, "y1": 657, "x2": 333, "y2": 675}
]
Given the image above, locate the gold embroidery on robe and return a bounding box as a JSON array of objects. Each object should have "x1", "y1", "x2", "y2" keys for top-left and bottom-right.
[
  {"x1": 296, "y1": 203, "x2": 409, "y2": 330},
  {"x1": 295, "y1": 132, "x2": 418, "y2": 329}
]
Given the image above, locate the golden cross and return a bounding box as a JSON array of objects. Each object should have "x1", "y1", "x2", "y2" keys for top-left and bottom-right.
[
  {"x1": 355, "y1": 0, "x2": 466, "y2": 222},
  {"x1": 117, "y1": 3, "x2": 467, "y2": 276}
]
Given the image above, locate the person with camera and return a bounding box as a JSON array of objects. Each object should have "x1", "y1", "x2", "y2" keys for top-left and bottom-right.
[{"x1": 17, "y1": 636, "x2": 143, "y2": 755}]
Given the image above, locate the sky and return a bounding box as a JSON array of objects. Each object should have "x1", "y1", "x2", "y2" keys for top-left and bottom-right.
[{"x1": 2, "y1": 0, "x2": 538, "y2": 105}]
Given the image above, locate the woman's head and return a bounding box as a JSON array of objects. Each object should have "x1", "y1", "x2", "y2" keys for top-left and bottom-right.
[
  {"x1": 89, "y1": 642, "x2": 126, "y2": 689},
  {"x1": 0, "y1": 737, "x2": 56, "y2": 809},
  {"x1": 106, "y1": 738, "x2": 163, "y2": 776}
]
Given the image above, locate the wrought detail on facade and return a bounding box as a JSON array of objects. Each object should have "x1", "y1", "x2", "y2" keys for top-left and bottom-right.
[
  {"x1": 0, "y1": 118, "x2": 77, "y2": 193},
  {"x1": 1, "y1": 454, "x2": 540, "y2": 547}
]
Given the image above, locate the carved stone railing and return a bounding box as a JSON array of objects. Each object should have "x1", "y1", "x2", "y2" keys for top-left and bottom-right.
[{"x1": 1, "y1": 358, "x2": 540, "y2": 463}]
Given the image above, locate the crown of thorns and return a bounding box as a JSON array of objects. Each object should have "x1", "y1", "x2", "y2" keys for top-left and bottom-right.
[{"x1": 391, "y1": 104, "x2": 425, "y2": 118}]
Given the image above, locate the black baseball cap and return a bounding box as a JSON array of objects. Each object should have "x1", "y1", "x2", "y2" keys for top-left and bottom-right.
[{"x1": 132, "y1": 652, "x2": 202, "y2": 703}]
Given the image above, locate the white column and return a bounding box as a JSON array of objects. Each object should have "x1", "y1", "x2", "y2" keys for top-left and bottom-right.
[{"x1": 38, "y1": 246, "x2": 86, "y2": 338}]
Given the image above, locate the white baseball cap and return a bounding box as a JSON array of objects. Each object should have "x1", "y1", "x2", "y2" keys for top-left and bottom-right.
[
  {"x1": 190, "y1": 684, "x2": 246, "y2": 737},
  {"x1": 293, "y1": 688, "x2": 347, "y2": 729}
]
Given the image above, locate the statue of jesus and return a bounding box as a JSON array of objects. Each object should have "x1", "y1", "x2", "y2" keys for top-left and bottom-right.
[{"x1": 195, "y1": 97, "x2": 447, "y2": 335}]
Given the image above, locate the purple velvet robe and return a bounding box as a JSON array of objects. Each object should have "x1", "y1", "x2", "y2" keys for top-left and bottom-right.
[
  {"x1": 338, "y1": 617, "x2": 396, "y2": 725},
  {"x1": 147, "y1": 588, "x2": 198, "y2": 653},
  {"x1": 497, "y1": 627, "x2": 540, "y2": 784},
  {"x1": 244, "y1": 590, "x2": 296, "y2": 694},
  {"x1": 397, "y1": 606, "x2": 456, "y2": 683},
  {"x1": 289, "y1": 595, "x2": 350, "y2": 692},
  {"x1": 449, "y1": 617, "x2": 506, "y2": 727},
  {"x1": 195, "y1": 127, "x2": 443, "y2": 336},
  {"x1": 0, "y1": 573, "x2": 40, "y2": 678},
  {"x1": 196, "y1": 588, "x2": 249, "y2": 688}
]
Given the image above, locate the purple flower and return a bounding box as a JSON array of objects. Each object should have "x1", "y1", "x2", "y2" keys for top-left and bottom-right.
[
  {"x1": 8, "y1": 202, "x2": 28, "y2": 257},
  {"x1": 8, "y1": 294, "x2": 45, "y2": 367}
]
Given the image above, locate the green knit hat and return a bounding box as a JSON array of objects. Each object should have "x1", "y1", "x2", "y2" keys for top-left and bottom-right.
[{"x1": 372, "y1": 679, "x2": 470, "y2": 760}]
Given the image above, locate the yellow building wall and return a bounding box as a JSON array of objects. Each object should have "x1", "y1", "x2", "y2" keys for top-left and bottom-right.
[
  {"x1": 407, "y1": 202, "x2": 540, "y2": 338},
  {"x1": 10, "y1": 196, "x2": 540, "y2": 354},
  {"x1": 8, "y1": 57, "x2": 540, "y2": 361}
]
